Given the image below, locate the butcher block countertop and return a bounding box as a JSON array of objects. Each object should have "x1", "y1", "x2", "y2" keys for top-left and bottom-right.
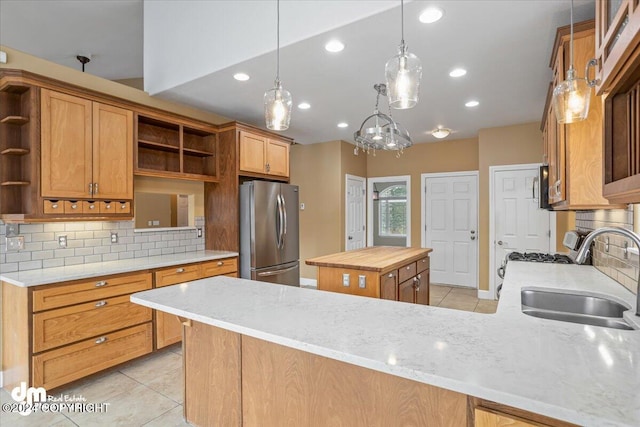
[{"x1": 305, "y1": 246, "x2": 432, "y2": 273}]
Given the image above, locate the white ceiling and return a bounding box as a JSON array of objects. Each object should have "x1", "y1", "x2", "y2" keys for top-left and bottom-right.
[{"x1": 0, "y1": 0, "x2": 596, "y2": 145}]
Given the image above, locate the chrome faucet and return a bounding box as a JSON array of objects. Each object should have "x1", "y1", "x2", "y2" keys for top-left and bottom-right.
[{"x1": 575, "y1": 227, "x2": 640, "y2": 317}]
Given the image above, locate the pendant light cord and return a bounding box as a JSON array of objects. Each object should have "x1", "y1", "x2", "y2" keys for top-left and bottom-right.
[
  {"x1": 569, "y1": 0, "x2": 574, "y2": 69},
  {"x1": 400, "y1": 0, "x2": 405, "y2": 46},
  {"x1": 276, "y1": 0, "x2": 280, "y2": 84}
]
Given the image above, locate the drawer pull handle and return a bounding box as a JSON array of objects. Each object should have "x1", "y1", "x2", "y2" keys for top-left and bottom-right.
[
  {"x1": 406, "y1": 266, "x2": 411, "y2": 270},
  {"x1": 120, "y1": 204, "x2": 127, "y2": 209},
  {"x1": 95, "y1": 281, "x2": 108, "y2": 287},
  {"x1": 95, "y1": 301, "x2": 107, "y2": 307},
  {"x1": 95, "y1": 337, "x2": 107, "y2": 344},
  {"x1": 71, "y1": 204, "x2": 78, "y2": 209},
  {"x1": 422, "y1": 259, "x2": 427, "y2": 263},
  {"x1": 89, "y1": 204, "x2": 95, "y2": 209},
  {"x1": 176, "y1": 268, "x2": 185, "y2": 273},
  {"x1": 388, "y1": 273, "x2": 394, "y2": 278},
  {"x1": 217, "y1": 261, "x2": 224, "y2": 266}
]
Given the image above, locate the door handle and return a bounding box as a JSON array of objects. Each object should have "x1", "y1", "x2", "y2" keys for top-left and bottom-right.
[
  {"x1": 498, "y1": 240, "x2": 503, "y2": 246},
  {"x1": 281, "y1": 193, "x2": 287, "y2": 237},
  {"x1": 257, "y1": 265, "x2": 298, "y2": 276}
]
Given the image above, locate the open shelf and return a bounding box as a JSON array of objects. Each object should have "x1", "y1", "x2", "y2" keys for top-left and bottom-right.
[
  {"x1": 138, "y1": 139, "x2": 180, "y2": 153},
  {"x1": 184, "y1": 147, "x2": 215, "y2": 157},
  {"x1": 1, "y1": 148, "x2": 30, "y2": 155},
  {"x1": 1, "y1": 115, "x2": 29, "y2": 125}
]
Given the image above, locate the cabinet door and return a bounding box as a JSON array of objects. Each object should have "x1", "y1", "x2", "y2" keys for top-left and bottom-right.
[
  {"x1": 415, "y1": 271, "x2": 430, "y2": 306},
  {"x1": 474, "y1": 408, "x2": 541, "y2": 427},
  {"x1": 266, "y1": 138, "x2": 289, "y2": 177},
  {"x1": 92, "y1": 102, "x2": 133, "y2": 199},
  {"x1": 398, "y1": 278, "x2": 415, "y2": 303},
  {"x1": 239, "y1": 131, "x2": 266, "y2": 174},
  {"x1": 380, "y1": 271, "x2": 398, "y2": 300},
  {"x1": 548, "y1": 50, "x2": 566, "y2": 204},
  {"x1": 41, "y1": 89, "x2": 93, "y2": 198}
]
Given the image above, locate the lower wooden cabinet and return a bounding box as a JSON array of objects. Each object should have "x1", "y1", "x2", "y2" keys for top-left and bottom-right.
[
  {"x1": 472, "y1": 398, "x2": 578, "y2": 427},
  {"x1": 155, "y1": 256, "x2": 238, "y2": 349}
]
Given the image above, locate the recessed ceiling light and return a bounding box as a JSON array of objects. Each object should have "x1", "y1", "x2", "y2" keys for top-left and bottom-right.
[
  {"x1": 419, "y1": 7, "x2": 443, "y2": 24},
  {"x1": 465, "y1": 100, "x2": 480, "y2": 107},
  {"x1": 325, "y1": 40, "x2": 345, "y2": 53},
  {"x1": 233, "y1": 73, "x2": 250, "y2": 81},
  {"x1": 449, "y1": 68, "x2": 467, "y2": 78},
  {"x1": 337, "y1": 122, "x2": 349, "y2": 128},
  {"x1": 298, "y1": 102, "x2": 311, "y2": 110}
]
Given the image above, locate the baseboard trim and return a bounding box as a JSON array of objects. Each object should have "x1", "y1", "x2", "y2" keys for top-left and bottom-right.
[
  {"x1": 300, "y1": 278, "x2": 317, "y2": 288},
  {"x1": 0, "y1": 370, "x2": 3, "y2": 388},
  {"x1": 478, "y1": 289, "x2": 495, "y2": 300}
]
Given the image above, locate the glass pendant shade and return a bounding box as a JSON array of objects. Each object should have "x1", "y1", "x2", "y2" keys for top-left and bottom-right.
[
  {"x1": 385, "y1": 44, "x2": 422, "y2": 109},
  {"x1": 552, "y1": 68, "x2": 591, "y2": 124},
  {"x1": 264, "y1": 82, "x2": 292, "y2": 131}
]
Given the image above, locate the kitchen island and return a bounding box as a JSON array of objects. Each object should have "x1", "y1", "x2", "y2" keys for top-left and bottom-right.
[
  {"x1": 306, "y1": 246, "x2": 432, "y2": 304},
  {"x1": 131, "y1": 263, "x2": 639, "y2": 427}
]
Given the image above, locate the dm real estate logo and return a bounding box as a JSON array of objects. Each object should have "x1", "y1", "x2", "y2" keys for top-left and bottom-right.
[{"x1": 10, "y1": 382, "x2": 47, "y2": 416}]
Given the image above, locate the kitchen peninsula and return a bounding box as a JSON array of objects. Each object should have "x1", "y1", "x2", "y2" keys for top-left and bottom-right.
[
  {"x1": 131, "y1": 262, "x2": 639, "y2": 427},
  {"x1": 306, "y1": 246, "x2": 432, "y2": 304}
]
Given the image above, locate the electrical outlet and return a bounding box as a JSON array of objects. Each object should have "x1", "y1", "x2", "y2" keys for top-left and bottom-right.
[
  {"x1": 5, "y1": 224, "x2": 19, "y2": 237},
  {"x1": 342, "y1": 273, "x2": 350, "y2": 287},
  {"x1": 58, "y1": 235, "x2": 67, "y2": 248},
  {"x1": 148, "y1": 220, "x2": 153, "y2": 226},
  {"x1": 111, "y1": 232, "x2": 118, "y2": 243},
  {"x1": 300, "y1": 203, "x2": 305, "y2": 210},
  {"x1": 152, "y1": 220, "x2": 160, "y2": 226},
  {"x1": 197, "y1": 227, "x2": 203, "y2": 238},
  {"x1": 0, "y1": 51, "x2": 7, "y2": 64},
  {"x1": 6, "y1": 236, "x2": 24, "y2": 251},
  {"x1": 358, "y1": 275, "x2": 366, "y2": 289}
]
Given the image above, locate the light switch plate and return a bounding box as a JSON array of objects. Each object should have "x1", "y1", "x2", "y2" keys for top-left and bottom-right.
[
  {"x1": 358, "y1": 275, "x2": 366, "y2": 288},
  {"x1": 6, "y1": 236, "x2": 24, "y2": 251},
  {"x1": 197, "y1": 227, "x2": 203, "y2": 238},
  {"x1": 0, "y1": 51, "x2": 7, "y2": 64}
]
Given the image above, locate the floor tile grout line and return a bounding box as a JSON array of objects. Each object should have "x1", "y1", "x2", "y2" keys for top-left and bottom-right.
[{"x1": 140, "y1": 403, "x2": 183, "y2": 427}]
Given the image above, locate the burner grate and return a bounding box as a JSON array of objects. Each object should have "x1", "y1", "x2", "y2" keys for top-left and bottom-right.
[{"x1": 507, "y1": 252, "x2": 572, "y2": 264}]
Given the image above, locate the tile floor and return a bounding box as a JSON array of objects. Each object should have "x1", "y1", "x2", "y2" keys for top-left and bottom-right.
[{"x1": 0, "y1": 284, "x2": 497, "y2": 426}]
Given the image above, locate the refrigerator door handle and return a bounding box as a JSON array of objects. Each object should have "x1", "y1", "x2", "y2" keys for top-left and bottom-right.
[
  {"x1": 281, "y1": 193, "x2": 287, "y2": 238},
  {"x1": 257, "y1": 264, "x2": 298, "y2": 276},
  {"x1": 276, "y1": 193, "x2": 284, "y2": 249}
]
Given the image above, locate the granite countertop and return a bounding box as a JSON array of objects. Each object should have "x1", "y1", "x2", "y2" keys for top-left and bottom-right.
[
  {"x1": 131, "y1": 262, "x2": 640, "y2": 427},
  {"x1": 0, "y1": 250, "x2": 239, "y2": 287},
  {"x1": 305, "y1": 246, "x2": 432, "y2": 272}
]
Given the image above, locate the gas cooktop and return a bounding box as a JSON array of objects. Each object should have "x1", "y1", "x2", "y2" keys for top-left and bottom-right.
[{"x1": 507, "y1": 252, "x2": 573, "y2": 264}]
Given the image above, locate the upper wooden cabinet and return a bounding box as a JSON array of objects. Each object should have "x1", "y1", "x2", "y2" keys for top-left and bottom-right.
[
  {"x1": 41, "y1": 89, "x2": 133, "y2": 200},
  {"x1": 542, "y1": 20, "x2": 623, "y2": 210},
  {"x1": 135, "y1": 114, "x2": 218, "y2": 182},
  {"x1": 239, "y1": 130, "x2": 290, "y2": 178},
  {"x1": 595, "y1": 0, "x2": 640, "y2": 203}
]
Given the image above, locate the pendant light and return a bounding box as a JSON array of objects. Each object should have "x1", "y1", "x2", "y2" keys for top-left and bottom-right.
[
  {"x1": 385, "y1": 0, "x2": 422, "y2": 109},
  {"x1": 354, "y1": 83, "x2": 412, "y2": 157},
  {"x1": 264, "y1": 0, "x2": 292, "y2": 131},
  {"x1": 552, "y1": 0, "x2": 598, "y2": 124}
]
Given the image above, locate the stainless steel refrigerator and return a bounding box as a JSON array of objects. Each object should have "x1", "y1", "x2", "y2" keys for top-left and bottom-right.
[{"x1": 240, "y1": 181, "x2": 300, "y2": 287}]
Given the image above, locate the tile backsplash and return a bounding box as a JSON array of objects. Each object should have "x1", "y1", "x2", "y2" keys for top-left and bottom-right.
[
  {"x1": 0, "y1": 217, "x2": 205, "y2": 273},
  {"x1": 575, "y1": 207, "x2": 638, "y2": 294}
]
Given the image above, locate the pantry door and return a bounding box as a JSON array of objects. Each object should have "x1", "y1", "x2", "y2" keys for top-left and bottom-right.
[
  {"x1": 422, "y1": 172, "x2": 478, "y2": 288},
  {"x1": 345, "y1": 174, "x2": 366, "y2": 250}
]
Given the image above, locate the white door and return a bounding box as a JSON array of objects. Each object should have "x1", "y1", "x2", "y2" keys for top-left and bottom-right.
[
  {"x1": 345, "y1": 174, "x2": 366, "y2": 250},
  {"x1": 492, "y1": 166, "x2": 551, "y2": 293},
  {"x1": 423, "y1": 172, "x2": 478, "y2": 288}
]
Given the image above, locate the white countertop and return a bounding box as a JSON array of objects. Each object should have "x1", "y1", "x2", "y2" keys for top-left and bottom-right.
[
  {"x1": 131, "y1": 262, "x2": 640, "y2": 427},
  {"x1": 0, "y1": 250, "x2": 238, "y2": 287}
]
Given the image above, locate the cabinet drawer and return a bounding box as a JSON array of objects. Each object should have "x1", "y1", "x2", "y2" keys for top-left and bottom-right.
[
  {"x1": 200, "y1": 257, "x2": 238, "y2": 278},
  {"x1": 99, "y1": 201, "x2": 115, "y2": 214},
  {"x1": 82, "y1": 201, "x2": 99, "y2": 214},
  {"x1": 63, "y1": 200, "x2": 81, "y2": 213},
  {"x1": 33, "y1": 323, "x2": 152, "y2": 390},
  {"x1": 33, "y1": 272, "x2": 152, "y2": 312},
  {"x1": 155, "y1": 264, "x2": 200, "y2": 287},
  {"x1": 416, "y1": 256, "x2": 430, "y2": 273},
  {"x1": 117, "y1": 201, "x2": 131, "y2": 214},
  {"x1": 33, "y1": 294, "x2": 152, "y2": 353},
  {"x1": 398, "y1": 262, "x2": 417, "y2": 283},
  {"x1": 43, "y1": 200, "x2": 63, "y2": 214}
]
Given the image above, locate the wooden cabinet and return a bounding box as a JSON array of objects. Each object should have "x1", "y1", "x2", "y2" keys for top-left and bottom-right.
[
  {"x1": 595, "y1": 1, "x2": 640, "y2": 203},
  {"x1": 154, "y1": 257, "x2": 238, "y2": 349},
  {"x1": 239, "y1": 130, "x2": 290, "y2": 178},
  {"x1": 135, "y1": 113, "x2": 218, "y2": 182},
  {"x1": 307, "y1": 247, "x2": 432, "y2": 305},
  {"x1": 2, "y1": 271, "x2": 153, "y2": 390},
  {"x1": 543, "y1": 20, "x2": 624, "y2": 209},
  {"x1": 472, "y1": 399, "x2": 578, "y2": 427},
  {"x1": 41, "y1": 89, "x2": 133, "y2": 200}
]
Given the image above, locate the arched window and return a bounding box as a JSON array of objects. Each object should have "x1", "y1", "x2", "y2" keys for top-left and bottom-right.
[{"x1": 378, "y1": 184, "x2": 407, "y2": 236}]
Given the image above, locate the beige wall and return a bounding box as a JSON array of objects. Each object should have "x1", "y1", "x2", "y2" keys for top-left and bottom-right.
[
  {"x1": 0, "y1": 45, "x2": 230, "y2": 125},
  {"x1": 290, "y1": 141, "x2": 344, "y2": 280},
  {"x1": 477, "y1": 122, "x2": 544, "y2": 291},
  {"x1": 367, "y1": 138, "x2": 480, "y2": 247}
]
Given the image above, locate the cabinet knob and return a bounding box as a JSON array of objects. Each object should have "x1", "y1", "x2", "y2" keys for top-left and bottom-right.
[
  {"x1": 95, "y1": 280, "x2": 108, "y2": 287},
  {"x1": 388, "y1": 273, "x2": 394, "y2": 278},
  {"x1": 217, "y1": 261, "x2": 224, "y2": 266},
  {"x1": 51, "y1": 203, "x2": 58, "y2": 209},
  {"x1": 95, "y1": 337, "x2": 107, "y2": 345},
  {"x1": 71, "y1": 203, "x2": 78, "y2": 209},
  {"x1": 406, "y1": 266, "x2": 411, "y2": 270},
  {"x1": 95, "y1": 300, "x2": 107, "y2": 308},
  {"x1": 176, "y1": 268, "x2": 185, "y2": 273},
  {"x1": 89, "y1": 204, "x2": 95, "y2": 210},
  {"x1": 120, "y1": 203, "x2": 127, "y2": 209}
]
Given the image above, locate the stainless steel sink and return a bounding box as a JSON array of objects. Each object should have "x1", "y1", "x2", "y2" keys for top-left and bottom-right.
[{"x1": 521, "y1": 289, "x2": 635, "y2": 331}]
